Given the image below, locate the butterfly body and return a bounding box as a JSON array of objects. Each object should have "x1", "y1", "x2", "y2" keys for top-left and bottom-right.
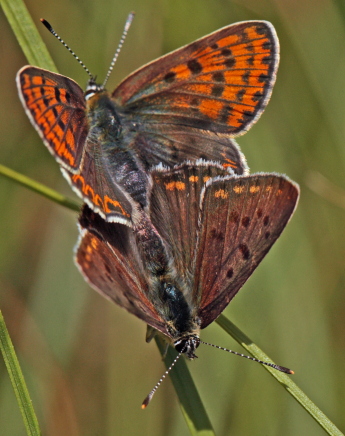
[{"x1": 132, "y1": 209, "x2": 202, "y2": 357}]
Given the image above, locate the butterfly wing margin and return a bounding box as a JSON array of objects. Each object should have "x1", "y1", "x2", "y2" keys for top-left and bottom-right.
[
  {"x1": 113, "y1": 21, "x2": 279, "y2": 137},
  {"x1": 61, "y1": 153, "x2": 136, "y2": 226},
  {"x1": 193, "y1": 174, "x2": 299, "y2": 328},
  {"x1": 17, "y1": 66, "x2": 88, "y2": 172},
  {"x1": 76, "y1": 206, "x2": 169, "y2": 335}
]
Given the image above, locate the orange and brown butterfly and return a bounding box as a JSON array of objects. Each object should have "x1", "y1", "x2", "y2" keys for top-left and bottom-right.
[
  {"x1": 76, "y1": 161, "x2": 299, "y2": 406},
  {"x1": 17, "y1": 17, "x2": 279, "y2": 224}
]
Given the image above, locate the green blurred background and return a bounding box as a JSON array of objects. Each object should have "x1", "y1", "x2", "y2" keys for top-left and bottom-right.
[{"x1": 1, "y1": 0, "x2": 344, "y2": 434}]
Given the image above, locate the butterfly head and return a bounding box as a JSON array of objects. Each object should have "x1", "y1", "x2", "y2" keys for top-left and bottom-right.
[
  {"x1": 85, "y1": 79, "x2": 105, "y2": 101},
  {"x1": 173, "y1": 334, "x2": 200, "y2": 359}
]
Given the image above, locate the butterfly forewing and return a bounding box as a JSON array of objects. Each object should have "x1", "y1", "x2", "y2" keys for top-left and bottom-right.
[
  {"x1": 192, "y1": 174, "x2": 299, "y2": 328},
  {"x1": 149, "y1": 162, "x2": 230, "y2": 286},
  {"x1": 76, "y1": 206, "x2": 169, "y2": 335},
  {"x1": 17, "y1": 67, "x2": 87, "y2": 172},
  {"x1": 113, "y1": 21, "x2": 279, "y2": 136}
]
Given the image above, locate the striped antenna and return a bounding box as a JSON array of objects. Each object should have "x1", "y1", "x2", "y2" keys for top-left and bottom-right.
[
  {"x1": 141, "y1": 339, "x2": 294, "y2": 408},
  {"x1": 200, "y1": 340, "x2": 294, "y2": 374},
  {"x1": 103, "y1": 12, "x2": 135, "y2": 87},
  {"x1": 141, "y1": 351, "x2": 183, "y2": 409},
  {"x1": 40, "y1": 18, "x2": 93, "y2": 80},
  {"x1": 41, "y1": 12, "x2": 135, "y2": 87}
]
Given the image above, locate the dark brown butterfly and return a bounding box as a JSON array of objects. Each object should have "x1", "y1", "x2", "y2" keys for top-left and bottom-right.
[{"x1": 75, "y1": 161, "x2": 299, "y2": 406}]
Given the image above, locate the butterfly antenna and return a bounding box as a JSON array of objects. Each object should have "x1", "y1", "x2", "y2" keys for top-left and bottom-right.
[
  {"x1": 40, "y1": 18, "x2": 94, "y2": 80},
  {"x1": 200, "y1": 341, "x2": 294, "y2": 374},
  {"x1": 102, "y1": 12, "x2": 135, "y2": 88},
  {"x1": 141, "y1": 351, "x2": 183, "y2": 409}
]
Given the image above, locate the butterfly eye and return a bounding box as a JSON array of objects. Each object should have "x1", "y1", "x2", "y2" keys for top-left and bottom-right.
[
  {"x1": 85, "y1": 83, "x2": 103, "y2": 100},
  {"x1": 173, "y1": 339, "x2": 186, "y2": 353}
]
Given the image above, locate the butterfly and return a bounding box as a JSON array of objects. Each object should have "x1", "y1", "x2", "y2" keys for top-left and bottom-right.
[
  {"x1": 17, "y1": 19, "x2": 279, "y2": 225},
  {"x1": 75, "y1": 161, "x2": 299, "y2": 405}
]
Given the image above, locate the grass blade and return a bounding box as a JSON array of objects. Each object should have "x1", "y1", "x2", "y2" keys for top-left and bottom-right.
[
  {"x1": 0, "y1": 0, "x2": 56, "y2": 70},
  {"x1": 0, "y1": 164, "x2": 80, "y2": 212},
  {"x1": 0, "y1": 310, "x2": 42, "y2": 436},
  {"x1": 155, "y1": 336, "x2": 215, "y2": 436}
]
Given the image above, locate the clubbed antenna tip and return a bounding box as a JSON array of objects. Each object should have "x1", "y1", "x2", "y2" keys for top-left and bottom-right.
[{"x1": 40, "y1": 17, "x2": 93, "y2": 79}]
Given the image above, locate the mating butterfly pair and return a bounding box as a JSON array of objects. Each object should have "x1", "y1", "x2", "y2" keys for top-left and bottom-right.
[{"x1": 17, "y1": 18, "x2": 299, "y2": 406}]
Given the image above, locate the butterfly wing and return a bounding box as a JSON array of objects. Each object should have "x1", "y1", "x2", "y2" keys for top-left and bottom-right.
[
  {"x1": 76, "y1": 206, "x2": 169, "y2": 335},
  {"x1": 113, "y1": 21, "x2": 278, "y2": 138},
  {"x1": 18, "y1": 66, "x2": 142, "y2": 225},
  {"x1": 193, "y1": 174, "x2": 299, "y2": 328},
  {"x1": 148, "y1": 161, "x2": 230, "y2": 287},
  {"x1": 119, "y1": 124, "x2": 248, "y2": 175},
  {"x1": 61, "y1": 162, "x2": 135, "y2": 225},
  {"x1": 17, "y1": 66, "x2": 88, "y2": 172}
]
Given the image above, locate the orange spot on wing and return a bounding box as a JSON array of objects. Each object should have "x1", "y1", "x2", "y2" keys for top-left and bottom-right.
[
  {"x1": 233, "y1": 185, "x2": 245, "y2": 194},
  {"x1": 169, "y1": 95, "x2": 191, "y2": 110},
  {"x1": 91, "y1": 237, "x2": 99, "y2": 249},
  {"x1": 222, "y1": 161, "x2": 237, "y2": 169},
  {"x1": 214, "y1": 189, "x2": 228, "y2": 199},
  {"x1": 65, "y1": 130, "x2": 75, "y2": 149},
  {"x1": 221, "y1": 154, "x2": 237, "y2": 169},
  {"x1": 165, "y1": 181, "x2": 186, "y2": 191},
  {"x1": 31, "y1": 76, "x2": 44, "y2": 86},
  {"x1": 227, "y1": 113, "x2": 243, "y2": 129},
  {"x1": 245, "y1": 26, "x2": 268, "y2": 42},
  {"x1": 249, "y1": 185, "x2": 260, "y2": 193}
]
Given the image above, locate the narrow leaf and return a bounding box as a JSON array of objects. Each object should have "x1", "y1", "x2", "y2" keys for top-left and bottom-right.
[{"x1": 0, "y1": 311, "x2": 42, "y2": 436}]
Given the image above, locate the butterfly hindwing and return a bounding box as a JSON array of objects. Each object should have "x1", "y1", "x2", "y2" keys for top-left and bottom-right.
[
  {"x1": 76, "y1": 206, "x2": 169, "y2": 335},
  {"x1": 193, "y1": 174, "x2": 299, "y2": 328},
  {"x1": 119, "y1": 124, "x2": 248, "y2": 176},
  {"x1": 61, "y1": 155, "x2": 137, "y2": 225}
]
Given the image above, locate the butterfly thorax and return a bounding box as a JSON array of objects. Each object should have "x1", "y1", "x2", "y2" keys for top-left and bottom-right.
[
  {"x1": 85, "y1": 90, "x2": 122, "y2": 142},
  {"x1": 158, "y1": 281, "x2": 201, "y2": 353}
]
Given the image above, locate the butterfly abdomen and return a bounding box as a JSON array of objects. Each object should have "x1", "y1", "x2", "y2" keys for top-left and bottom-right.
[{"x1": 134, "y1": 211, "x2": 169, "y2": 276}]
